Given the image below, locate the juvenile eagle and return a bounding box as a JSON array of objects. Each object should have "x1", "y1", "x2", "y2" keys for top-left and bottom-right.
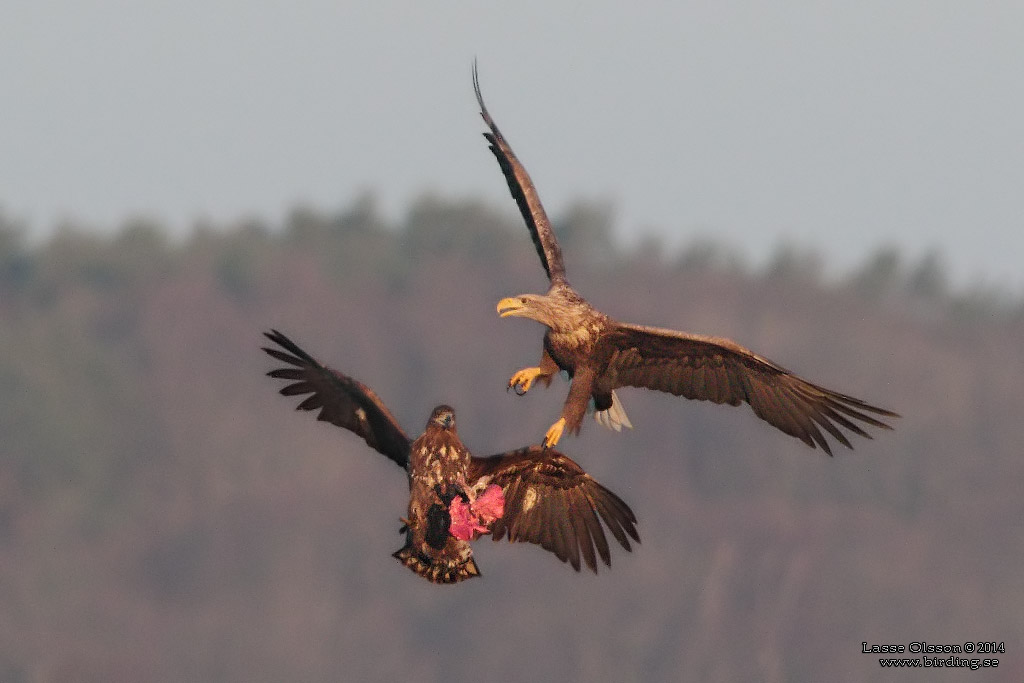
[
  {"x1": 262, "y1": 329, "x2": 639, "y2": 584},
  {"x1": 473, "y1": 66, "x2": 898, "y2": 451}
]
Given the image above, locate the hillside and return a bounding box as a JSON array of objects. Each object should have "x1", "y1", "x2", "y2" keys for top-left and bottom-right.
[{"x1": 0, "y1": 198, "x2": 1021, "y2": 682}]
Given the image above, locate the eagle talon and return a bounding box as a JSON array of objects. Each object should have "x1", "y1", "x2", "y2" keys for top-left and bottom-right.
[
  {"x1": 508, "y1": 366, "x2": 544, "y2": 396},
  {"x1": 542, "y1": 418, "x2": 566, "y2": 449}
]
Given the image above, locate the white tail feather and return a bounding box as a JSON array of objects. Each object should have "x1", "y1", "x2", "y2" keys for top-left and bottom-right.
[{"x1": 593, "y1": 390, "x2": 633, "y2": 432}]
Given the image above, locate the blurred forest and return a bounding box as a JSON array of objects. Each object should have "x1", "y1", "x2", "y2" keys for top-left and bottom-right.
[{"x1": 0, "y1": 195, "x2": 1022, "y2": 682}]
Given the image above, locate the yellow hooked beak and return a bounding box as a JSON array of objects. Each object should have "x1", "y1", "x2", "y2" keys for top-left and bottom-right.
[{"x1": 496, "y1": 297, "x2": 527, "y2": 318}]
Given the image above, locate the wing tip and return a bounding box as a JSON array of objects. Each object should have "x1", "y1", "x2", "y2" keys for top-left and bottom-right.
[{"x1": 472, "y1": 58, "x2": 491, "y2": 124}]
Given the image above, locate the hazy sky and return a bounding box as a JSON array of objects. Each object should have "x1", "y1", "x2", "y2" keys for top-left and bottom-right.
[{"x1": 2, "y1": 1, "x2": 1022, "y2": 288}]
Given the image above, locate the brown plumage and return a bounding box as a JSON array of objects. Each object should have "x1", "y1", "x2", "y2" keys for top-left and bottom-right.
[
  {"x1": 473, "y1": 65, "x2": 899, "y2": 452},
  {"x1": 262, "y1": 329, "x2": 639, "y2": 584}
]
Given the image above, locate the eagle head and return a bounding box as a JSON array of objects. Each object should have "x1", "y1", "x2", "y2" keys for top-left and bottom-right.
[
  {"x1": 497, "y1": 291, "x2": 593, "y2": 334},
  {"x1": 497, "y1": 293, "x2": 562, "y2": 328},
  {"x1": 427, "y1": 405, "x2": 456, "y2": 430}
]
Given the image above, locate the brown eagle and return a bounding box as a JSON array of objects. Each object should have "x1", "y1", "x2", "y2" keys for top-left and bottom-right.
[
  {"x1": 473, "y1": 67, "x2": 898, "y2": 452},
  {"x1": 262, "y1": 329, "x2": 639, "y2": 584}
]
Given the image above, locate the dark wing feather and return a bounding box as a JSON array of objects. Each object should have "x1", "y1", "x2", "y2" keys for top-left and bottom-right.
[
  {"x1": 262, "y1": 329, "x2": 412, "y2": 469},
  {"x1": 473, "y1": 62, "x2": 566, "y2": 284},
  {"x1": 468, "y1": 446, "x2": 639, "y2": 573},
  {"x1": 605, "y1": 323, "x2": 899, "y2": 456}
]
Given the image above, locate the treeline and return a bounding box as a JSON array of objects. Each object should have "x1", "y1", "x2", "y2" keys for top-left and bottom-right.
[{"x1": 2, "y1": 195, "x2": 1019, "y2": 326}]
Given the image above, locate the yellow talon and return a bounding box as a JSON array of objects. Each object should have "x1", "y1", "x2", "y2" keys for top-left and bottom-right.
[
  {"x1": 542, "y1": 418, "x2": 566, "y2": 449},
  {"x1": 508, "y1": 366, "x2": 543, "y2": 395}
]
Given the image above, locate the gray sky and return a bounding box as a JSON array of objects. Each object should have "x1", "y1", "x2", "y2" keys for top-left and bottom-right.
[{"x1": 2, "y1": 1, "x2": 1022, "y2": 289}]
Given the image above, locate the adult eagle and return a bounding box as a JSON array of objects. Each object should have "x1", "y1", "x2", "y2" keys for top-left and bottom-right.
[
  {"x1": 262, "y1": 329, "x2": 639, "y2": 584},
  {"x1": 473, "y1": 66, "x2": 898, "y2": 452}
]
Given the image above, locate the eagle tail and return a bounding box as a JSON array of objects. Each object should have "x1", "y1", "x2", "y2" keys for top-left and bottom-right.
[
  {"x1": 392, "y1": 542, "x2": 481, "y2": 584},
  {"x1": 594, "y1": 390, "x2": 633, "y2": 432}
]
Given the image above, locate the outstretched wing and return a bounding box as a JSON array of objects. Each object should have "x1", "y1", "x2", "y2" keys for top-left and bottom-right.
[
  {"x1": 604, "y1": 323, "x2": 899, "y2": 456},
  {"x1": 262, "y1": 329, "x2": 412, "y2": 469},
  {"x1": 468, "y1": 446, "x2": 639, "y2": 573},
  {"x1": 473, "y1": 62, "x2": 566, "y2": 284}
]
